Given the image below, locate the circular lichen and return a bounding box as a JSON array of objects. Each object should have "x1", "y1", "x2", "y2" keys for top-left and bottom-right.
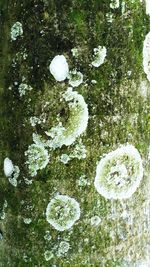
[
  {"x1": 46, "y1": 195, "x2": 80, "y2": 231},
  {"x1": 94, "y1": 144, "x2": 143, "y2": 200}
]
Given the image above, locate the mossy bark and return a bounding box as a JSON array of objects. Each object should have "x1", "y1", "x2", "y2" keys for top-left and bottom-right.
[{"x1": 0, "y1": 1, "x2": 150, "y2": 266}]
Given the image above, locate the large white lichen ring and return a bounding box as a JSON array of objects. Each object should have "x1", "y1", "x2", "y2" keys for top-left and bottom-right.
[{"x1": 94, "y1": 144, "x2": 143, "y2": 200}]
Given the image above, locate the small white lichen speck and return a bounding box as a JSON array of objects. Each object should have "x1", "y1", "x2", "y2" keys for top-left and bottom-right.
[
  {"x1": 23, "y1": 218, "x2": 32, "y2": 224},
  {"x1": 92, "y1": 46, "x2": 107, "y2": 67},
  {"x1": 90, "y1": 215, "x2": 101, "y2": 226},
  {"x1": 18, "y1": 83, "x2": 33, "y2": 97},
  {"x1": 110, "y1": 0, "x2": 120, "y2": 9}
]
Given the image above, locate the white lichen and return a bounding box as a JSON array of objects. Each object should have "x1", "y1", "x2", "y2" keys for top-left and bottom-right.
[
  {"x1": 29, "y1": 116, "x2": 41, "y2": 127},
  {"x1": 25, "y1": 144, "x2": 49, "y2": 177},
  {"x1": 70, "y1": 141, "x2": 86, "y2": 159},
  {"x1": 92, "y1": 46, "x2": 107, "y2": 67},
  {"x1": 71, "y1": 47, "x2": 79, "y2": 58},
  {"x1": 139, "y1": 80, "x2": 149, "y2": 99},
  {"x1": 11, "y1": 21, "x2": 23, "y2": 41},
  {"x1": 94, "y1": 144, "x2": 143, "y2": 200},
  {"x1": 46, "y1": 88, "x2": 89, "y2": 147},
  {"x1": 18, "y1": 83, "x2": 33, "y2": 97},
  {"x1": 24, "y1": 177, "x2": 33, "y2": 185},
  {"x1": 4, "y1": 158, "x2": 20, "y2": 187},
  {"x1": 44, "y1": 230, "x2": 52, "y2": 241},
  {"x1": 49, "y1": 55, "x2": 69, "y2": 82},
  {"x1": 90, "y1": 215, "x2": 101, "y2": 226},
  {"x1": 145, "y1": 0, "x2": 150, "y2": 15},
  {"x1": 23, "y1": 218, "x2": 32, "y2": 224},
  {"x1": 77, "y1": 175, "x2": 90, "y2": 187},
  {"x1": 68, "y1": 70, "x2": 83, "y2": 87},
  {"x1": 44, "y1": 250, "x2": 54, "y2": 261},
  {"x1": 143, "y1": 32, "x2": 150, "y2": 81},
  {"x1": 4, "y1": 158, "x2": 14, "y2": 177},
  {"x1": 8, "y1": 165, "x2": 20, "y2": 187},
  {"x1": 57, "y1": 241, "x2": 70, "y2": 257},
  {"x1": 59, "y1": 141, "x2": 86, "y2": 164},
  {"x1": 0, "y1": 200, "x2": 8, "y2": 220},
  {"x1": 110, "y1": 0, "x2": 120, "y2": 9},
  {"x1": 46, "y1": 195, "x2": 80, "y2": 231},
  {"x1": 60, "y1": 154, "x2": 71, "y2": 164}
]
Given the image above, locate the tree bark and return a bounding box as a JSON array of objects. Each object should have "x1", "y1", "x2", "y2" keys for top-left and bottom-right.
[{"x1": 0, "y1": 1, "x2": 150, "y2": 266}]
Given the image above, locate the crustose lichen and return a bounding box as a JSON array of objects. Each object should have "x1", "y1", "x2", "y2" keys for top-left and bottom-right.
[
  {"x1": 94, "y1": 144, "x2": 143, "y2": 200},
  {"x1": 46, "y1": 87, "x2": 89, "y2": 148},
  {"x1": 46, "y1": 195, "x2": 80, "y2": 231}
]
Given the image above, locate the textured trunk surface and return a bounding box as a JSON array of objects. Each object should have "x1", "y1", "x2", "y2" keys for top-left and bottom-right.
[{"x1": 0, "y1": 1, "x2": 150, "y2": 267}]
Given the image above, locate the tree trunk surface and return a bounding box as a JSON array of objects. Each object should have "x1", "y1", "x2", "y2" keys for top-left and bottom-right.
[{"x1": 0, "y1": 1, "x2": 150, "y2": 267}]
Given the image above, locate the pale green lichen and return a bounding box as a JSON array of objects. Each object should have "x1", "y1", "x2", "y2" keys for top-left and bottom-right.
[
  {"x1": 44, "y1": 230, "x2": 52, "y2": 241},
  {"x1": 90, "y1": 215, "x2": 101, "y2": 226},
  {"x1": 68, "y1": 69, "x2": 83, "y2": 87},
  {"x1": 57, "y1": 241, "x2": 70, "y2": 257},
  {"x1": 60, "y1": 154, "x2": 71, "y2": 164},
  {"x1": 25, "y1": 143, "x2": 49, "y2": 177},
  {"x1": 10, "y1": 21, "x2": 23, "y2": 41},
  {"x1": 94, "y1": 144, "x2": 143, "y2": 200},
  {"x1": 46, "y1": 88, "x2": 89, "y2": 147},
  {"x1": 60, "y1": 140, "x2": 87, "y2": 164},
  {"x1": 44, "y1": 250, "x2": 54, "y2": 261},
  {"x1": 70, "y1": 141, "x2": 86, "y2": 159},
  {"x1": 46, "y1": 195, "x2": 80, "y2": 231}
]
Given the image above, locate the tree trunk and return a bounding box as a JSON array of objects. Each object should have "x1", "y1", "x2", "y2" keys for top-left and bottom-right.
[{"x1": 0, "y1": 1, "x2": 150, "y2": 266}]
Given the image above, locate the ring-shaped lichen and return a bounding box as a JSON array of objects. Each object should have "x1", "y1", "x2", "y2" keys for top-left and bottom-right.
[
  {"x1": 46, "y1": 195, "x2": 80, "y2": 231},
  {"x1": 94, "y1": 145, "x2": 143, "y2": 200},
  {"x1": 46, "y1": 87, "x2": 89, "y2": 148}
]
